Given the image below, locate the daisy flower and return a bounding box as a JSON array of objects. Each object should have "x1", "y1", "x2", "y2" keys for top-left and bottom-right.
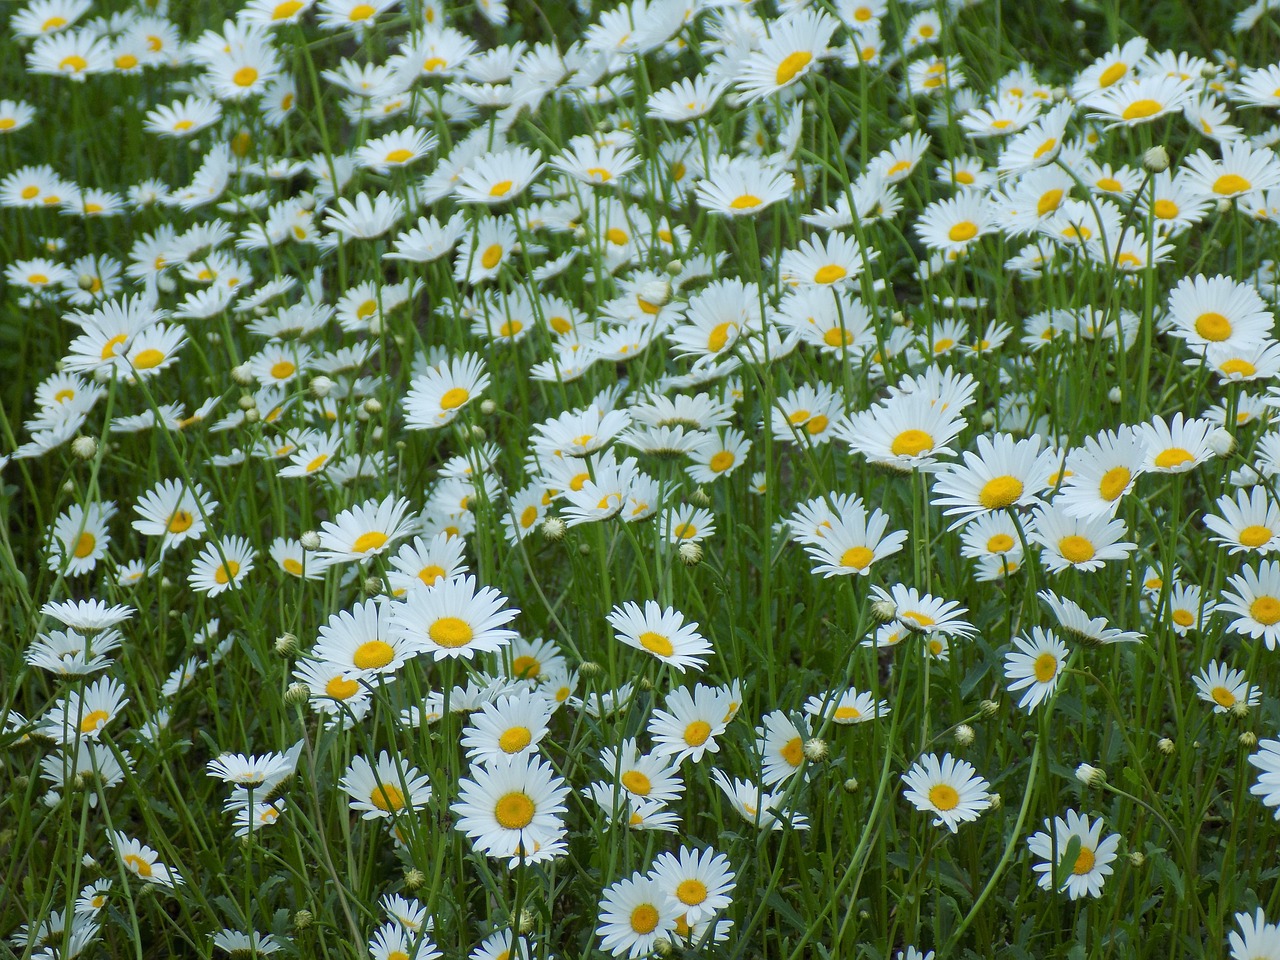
[
  {"x1": 915, "y1": 191, "x2": 996, "y2": 255},
  {"x1": 647, "y1": 683, "x2": 731, "y2": 764},
  {"x1": 1221, "y1": 560, "x2": 1280, "y2": 648},
  {"x1": 341, "y1": 751, "x2": 432, "y2": 820},
  {"x1": 1166, "y1": 274, "x2": 1273, "y2": 351},
  {"x1": 453, "y1": 146, "x2": 544, "y2": 204},
  {"x1": 390, "y1": 574, "x2": 520, "y2": 661},
  {"x1": 311, "y1": 599, "x2": 412, "y2": 679},
  {"x1": 40, "y1": 676, "x2": 128, "y2": 743},
  {"x1": 686, "y1": 429, "x2": 751, "y2": 483},
  {"x1": 1026, "y1": 810, "x2": 1120, "y2": 899},
  {"x1": 597, "y1": 740, "x2": 685, "y2": 803},
  {"x1": 1088, "y1": 74, "x2": 1193, "y2": 126},
  {"x1": 803, "y1": 688, "x2": 889, "y2": 725},
  {"x1": 46, "y1": 501, "x2": 115, "y2": 576},
  {"x1": 650, "y1": 846, "x2": 736, "y2": 926},
  {"x1": 403, "y1": 353, "x2": 490, "y2": 429},
  {"x1": 647, "y1": 75, "x2": 727, "y2": 122},
  {"x1": 461, "y1": 695, "x2": 553, "y2": 766},
  {"x1": 355, "y1": 125, "x2": 437, "y2": 173},
  {"x1": 189, "y1": 536, "x2": 256, "y2": 597},
  {"x1": 322, "y1": 191, "x2": 404, "y2": 241},
  {"x1": 1071, "y1": 37, "x2": 1147, "y2": 102},
  {"x1": 1004, "y1": 627, "x2": 1071, "y2": 712},
  {"x1": 778, "y1": 233, "x2": 870, "y2": 287},
  {"x1": 733, "y1": 8, "x2": 837, "y2": 103},
  {"x1": 836, "y1": 391, "x2": 968, "y2": 472},
  {"x1": 1167, "y1": 582, "x2": 1215, "y2": 635},
  {"x1": 710, "y1": 770, "x2": 809, "y2": 831},
  {"x1": 801, "y1": 503, "x2": 907, "y2": 577},
  {"x1": 1038, "y1": 589, "x2": 1143, "y2": 645},
  {"x1": 314, "y1": 494, "x2": 415, "y2": 566},
  {"x1": 1057, "y1": 426, "x2": 1146, "y2": 519},
  {"x1": 1029, "y1": 504, "x2": 1136, "y2": 574},
  {"x1": 111, "y1": 832, "x2": 182, "y2": 887},
  {"x1": 930, "y1": 433, "x2": 1056, "y2": 529},
  {"x1": 1193, "y1": 661, "x2": 1260, "y2": 713},
  {"x1": 901, "y1": 753, "x2": 992, "y2": 832},
  {"x1": 451, "y1": 754, "x2": 569, "y2": 860},
  {"x1": 551, "y1": 134, "x2": 640, "y2": 186},
  {"x1": 132, "y1": 479, "x2": 217, "y2": 549},
  {"x1": 998, "y1": 101, "x2": 1073, "y2": 174},
  {"x1": 1183, "y1": 141, "x2": 1280, "y2": 200},
  {"x1": 607, "y1": 600, "x2": 712, "y2": 672},
  {"x1": 1206, "y1": 487, "x2": 1280, "y2": 554},
  {"x1": 1137, "y1": 413, "x2": 1217, "y2": 474},
  {"x1": 872, "y1": 583, "x2": 976, "y2": 638},
  {"x1": 694, "y1": 155, "x2": 793, "y2": 218},
  {"x1": 596, "y1": 873, "x2": 678, "y2": 959},
  {"x1": 756, "y1": 710, "x2": 811, "y2": 786},
  {"x1": 1230, "y1": 909, "x2": 1280, "y2": 960}
]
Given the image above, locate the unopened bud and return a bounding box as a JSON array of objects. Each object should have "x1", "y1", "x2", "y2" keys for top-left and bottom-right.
[
  {"x1": 988, "y1": 792, "x2": 1002, "y2": 811},
  {"x1": 541, "y1": 517, "x2": 566, "y2": 541},
  {"x1": 293, "y1": 910, "x2": 313, "y2": 930},
  {"x1": 842, "y1": 777, "x2": 859, "y2": 794},
  {"x1": 284, "y1": 682, "x2": 311, "y2": 707},
  {"x1": 665, "y1": 259, "x2": 683, "y2": 276},
  {"x1": 238, "y1": 394, "x2": 257, "y2": 411},
  {"x1": 690, "y1": 487, "x2": 711, "y2": 508},
  {"x1": 578, "y1": 542, "x2": 591, "y2": 556},
  {"x1": 274, "y1": 633, "x2": 298, "y2": 656},
  {"x1": 677, "y1": 541, "x2": 702, "y2": 566},
  {"x1": 871, "y1": 598, "x2": 897, "y2": 623},
  {"x1": 1142, "y1": 145, "x2": 1170, "y2": 173},
  {"x1": 1231, "y1": 701, "x2": 1252, "y2": 719},
  {"x1": 310, "y1": 375, "x2": 333, "y2": 398},
  {"x1": 1157, "y1": 737, "x2": 1175, "y2": 755},
  {"x1": 1217, "y1": 198, "x2": 1233, "y2": 214},
  {"x1": 470, "y1": 425, "x2": 486, "y2": 441},
  {"x1": 954, "y1": 723, "x2": 975, "y2": 746},
  {"x1": 1208, "y1": 427, "x2": 1237, "y2": 457},
  {"x1": 802, "y1": 738, "x2": 828, "y2": 762},
  {"x1": 1107, "y1": 387, "x2": 1122, "y2": 404},
  {"x1": 518, "y1": 907, "x2": 536, "y2": 935},
  {"x1": 1128, "y1": 850, "x2": 1145, "y2": 867},
  {"x1": 157, "y1": 274, "x2": 176, "y2": 294},
  {"x1": 1241, "y1": 730, "x2": 1259, "y2": 749},
  {"x1": 638, "y1": 278, "x2": 672, "y2": 307},
  {"x1": 578, "y1": 661, "x2": 603, "y2": 678},
  {"x1": 71, "y1": 436, "x2": 97, "y2": 460},
  {"x1": 653, "y1": 938, "x2": 674, "y2": 958},
  {"x1": 62, "y1": 479, "x2": 75, "y2": 494},
  {"x1": 480, "y1": 399, "x2": 497, "y2": 415},
  {"x1": 1075, "y1": 763, "x2": 1105, "y2": 787},
  {"x1": 363, "y1": 398, "x2": 383, "y2": 415},
  {"x1": 77, "y1": 274, "x2": 96, "y2": 291},
  {"x1": 901, "y1": 114, "x2": 917, "y2": 129},
  {"x1": 363, "y1": 576, "x2": 383, "y2": 595},
  {"x1": 231, "y1": 363, "x2": 254, "y2": 385},
  {"x1": 300, "y1": 530, "x2": 321, "y2": 550},
  {"x1": 403, "y1": 868, "x2": 426, "y2": 891},
  {"x1": 243, "y1": 407, "x2": 260, "y2": 424}
]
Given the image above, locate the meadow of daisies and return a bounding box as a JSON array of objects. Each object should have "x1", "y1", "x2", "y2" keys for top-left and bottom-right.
[{"x1": 15, "y1": 0, "x2": 1280, "y2": 956}]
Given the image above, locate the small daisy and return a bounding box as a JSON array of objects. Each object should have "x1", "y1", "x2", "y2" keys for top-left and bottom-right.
[
  {"x1": 607, "y1": 601, "x2": 712, "y2": 673},
  {"x1": 1137, "y1": 413, "x2": 1217, "y2": 474},
  {"x1": 647, "y1": 683, "x2": 731, "y2": 764},
  {"x1": 390, "y1": 574, "x2": 520, "y2": 661},
  {"x1": 461, "y1": 695, "x2": 552, "y2": 766},
  {"x1": 801, "y1": 503, "x2": 907, "y2": 577},
  {"x1": 1003, "y1": 627, "x2": 1071, "y2": 712},
  {"x1": 732, "y1": 8, "x2": 838, "y2": 103},
  {"x1": 403, "y1": 353, "x2": 490, "y2": 429},
  {"x1": 872, "y1": 583, "x2": 976, "y2": 638},
  {"x1": 1206, "y1": 487, "x2": 1280, "y2": 554},
  {"x1": 46, "y1": 501, "x2": 115, "y2": 576},
  {"x1": 189, "y1": 536, "x2": 256, "y2": 597},
  {"x1": 132, "y1": 479, "x2": 217, "y2": 549},
  {"x1": 1221, "y1": 560, "x2": 1280, "y2": 648},
  {"x1": 1026, "y1": 810, "x2": 1120, "y2": 899},
  {"x1": 340, "y1": 751, "x2": 432, "y2": 820},
  {"x1": 803, "y1": 688, "x2": 889, "y2": 725},
  {"x1": 110, "y1": 832, "x2": 182, "y2": 887},
  {"x1": 649, "y1": 846, "x2": 736, "y2": 926},
  {"x1": 1057, "y1": 426, "x2": 1146, "y2": 519},
  {"x1": 311, "y1": 599, "x2": 411, "y2": 679},
  {"x1": 901, "y1": 753, "x2": 992, "y2": 832},
  {"x1": 596, "y1": 872, "x2": 678, "y2": 959},
  {"x1": 756, "y1": 710, "x2": 811, "y2": 786},
  {"x1": 930, "y1": 433, "x2": 1056, "y2": 529},
  {"x1": 314, "y1": 495, "x2": 415, "y2": 566},
  {"x1": 1167, "y1": 582, "x2": 1215, "y2": 635},
  {"x1": 597, "y1": 740, "x2": 685, "y2": 804},
  {"x1": 1193, "y1": 661, "x2": 1260, "y2": 713},
  {"x1": 710, "y1": 770, "x2": 809, "y2": 831}
]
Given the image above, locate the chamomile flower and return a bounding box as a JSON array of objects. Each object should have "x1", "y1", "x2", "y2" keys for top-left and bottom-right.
[
  {"x1": 915, "y1": 192, "x2": 996, "y2": 255},
  {"x1": 648, "y1": 684, "x2": 731, "y2": 764},
  {"x1": 311, "y1": 599, "x2": 411, "y2": 679},
  {"x1": 132, "y1": 479, "x2": 217, "y2": 549},
  {"x1": 733, "y1": 8, "x2": 837, "y2": 103},
  {"x1": 1137, "y1": 413, "x2": 1217, "y2": 473},
  {"x1": 1221, "y1": 560, "x2": 1280, "y2": 648},
  {"x1": 803, "y1": 688, "x2": 889, "y2": 724},
  {"x1": 597, "y1": 740, "x2": 685, "y2": 804},
  {"x1": 694, "y1": 155, "x2": 793, "y2": 217},
  {"x1": 872, "y1": 583, "x2": 976, "y2": 638},
  {"x1": 650, "y1": 846, "x2": 735, "y2": 926},
  {"x1": 801, "y1": 504, "x2": 907, "y2": 577},
  {"x1": 1229, "y1": 908, "x2": 1280, "y2": 960},
  {"x1": 837, "y1": 392, "x2": 967, "y2": 472},
  {"x1": 1193, "y1": 661, "x2": 1260, "y2": 713},
  {"x1": 901, "y1": 753, "x2": 992, "y2": 832},
  {"x1": 607, "y1": 600, "x2": 712, "y2": 672},
  {"x1": 111, "y1": 832, "x2": 182, "y2": 887},
  {"x1": 1026, "y1": 810, "x2": 1120, "y2": 899},
  {"x1": 1004, "y1": 627, "x2": 1070, "y2": 711},
  {"x1": 1206, "y1": 487, "x2": 1280, "y2": 554},
  {"x1": 454, "y1": 146, "x2": 544, "y2": 204},
  {"x1": 1168, "y1": 582, "x2": 1215, "y2": 635},
  {"x1": 1166, "y1": 274, "x2": 1273, "y2": 351},
  {"x1": 189, "y1": 536, "x2": 256, "y2": 596},
  {"x1": 341, "y1": 751, "x2": 432, "y2": 820},
  {"x1": 46, "y1": 501, "x2": 115, "y2": 576},
  {"x1": 1088, "y1": 74, "x2": 1193, "y2": 126},
  {"x1": 404, "y1": 353, "x2": 489, "y2": 429},
  {"x1": 390, "y1": 574, "x2": 520, "y2": 661},
  {"x1": 778, "y1": 233, "x2": 870, "y2": 287},
  {"x1": 1057, "y1": 426, "x2": 1146, "y2": 519},
  {"x1": 930, "y1": 433, "x2": 1056, "y2": 528},
  {"x1": 315, "y1": 495, "x2": 415, "y2": 566},
  {"x1": 452, "y1": 754, "x2": 569, "y2": 860},
  {"x1": 355, "y1": 125, "x2": 437, "y2": 172},
  {"x1": 1184, "y1": 141, "x2": 1280, "y2": 200},
  {"x1": 597, "y1": 873, "x2": 677, "y2": 959}
]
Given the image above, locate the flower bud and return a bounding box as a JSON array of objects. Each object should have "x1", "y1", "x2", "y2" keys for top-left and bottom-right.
[
  {"x1": 1107, "y1": 387, "x2": 1122, "y2": 404},
  {"x1": 71, "y1": 436, "x2": 97, "y2": 460},
  {"x1": 1217, "y1": 198, "x2": 1233, "y2": 214},
  {"x1": 638, "y1": 278, "x2": 672, "y2": 308},
  {"x1": 157, "y1": 274, "x2": 176, "y2": 294},
  {"x1": 988, "y1": 792, "x2": 1002, "y2": 811},
  {"x1": 677, "y1": 541, "x2": 702, "y2": 566},
  {"x1": 77, "y1": 274, "x2": 96, "y2": 291},
  {"x1": 1128, "y1": 850, "x2": 1145, "y2": 867},
  {"x1": 980, "y1": 699, "x2": 999, "y2": 717},
  {"x1": 403, "y1": 868, "x2": 426, "y2": 891},
  {"x1": 803, "y1": 738, "x2": 828, "y2": 762},
  {"x1": 231, "y1": 363, "x2": 254, "y2": 385},
  {"x1": 1208, "y1": 427, "x2": 1237, "y2": 457},
  {"x1": 518, "y1": 907, "x2": 536, "y2": 935},
  {"x1": 842, "y1": 777, "x2": 859, "y2": 794},
  {"x1": 1241, "y1": 730, "x2": 1259, "y2": 749},
  {"x1": 310, "y1": 375, "x2": 333, "y2": 398},
  {"x1": 363, "y1": 398, "x2": 383, "y2": 415},
  {"x1": 243, "y1": 407, "x2": 260, "y2": 424},
  {"x1": 871, "y1": 598, "x2": 897, "y2": 623},
  {"x1": 274, "y1": 633, "x2": 298, "y2": 657},
  {"x1": 363, "y1": 576, "x2": 383, "y2": 595},
  {"x1": 238, "y1": 394, "x2": 257, "y2": 411},
  {"x1": 300, "y1": 530, "x2": 321, "y2": 550},
  {"x1": 954, "y1": 723, "x2": 975, "y2": 746},
  {"x1": 1075, "y1": 763, "x2": 1105, "y2": 787},
  {"x1": 665, "y1": 260, "x2": 683, "y2": 277},
  {"x1": 541, "y1": 517, "x2": 566, "y2": 541},
  {"x1": 1157, "y1": 737, "x2": 1175, "y2": 755},
  {"x1": 578, "y1": 661, "x2": 603, "y2": 678},
  {"x1": 1142, "y1": 145, "x2": 1170, "y2": 173},
  {"x1": 293, "y1": 910, "x2": 313, "y2": 930},
  {"x1": 690, "y1": 487, "x2": 711, "y2": 508},
  {"x1": 284, "y1": 682, "x2": 311, "y2": 707},
  {"x1": 480, "y1": 399, "x2": 497, "y2": 415}
]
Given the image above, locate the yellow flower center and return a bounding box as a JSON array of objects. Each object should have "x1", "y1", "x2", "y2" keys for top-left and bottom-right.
[
  {"x1": 385, "y1": 148, "x2": 414, "y2": 164},
  {"x1": 353, "y1": 640, "x2": 394, "y2": 670},
  {"x1": 1220, "y1": 358, "x2": 1256, "y2": 377},
  {"x1": 987, "y1": 533, "x2": 1014, "y2": 553},
  {"x1": 423, "y1": 56, "x2": 447, "y2": 72},
  {"x1": 1153, "y1": 448, "x2": 1193, "y2": 469},
  {"x1": 1153, "y1": 199, "x2": 1179, "y2": 219},
  {"x1": 676, "y1": 879, "x2": 708, "y2": 905},
  {"x1": 233, "y1": 66, "x2": 258, "y2": 88},
  {"x1": 349, "y1": 3, "x2": 376, "y2": 19},
  {"x1": 729, "y1": 193, "x2": 762, "y2": 210},
  {"x1": 326, "y1": 675, "x2": 359, "y2": 699},
  {"x1": 638, "y1": 631, "x2": 675, "y2": 657},
  {"x1": 1171, "y1": 608, "x2": 1195, "y2": 627},
  {"x1": 131, "y1": 348, "x2": 164, "y2": 370},
  {"x1": 1252, "y1": 596, "x2": 1280, "y2": 625},
  {"x1": 824, "y1": 327, "x2": 854, "y2": 347},
  {"x1": 168, "y1": 510, "x2": 194, "y2": 534},
  {"x1": 495, "y1": 791, "x2": 535, "y2": 828},
  {"x1": 672, "y1": 523, "x2": 697, "y2": 540},
  {"x1": 780, "y1": 736, "x2": 804, "y2": 767},
  {"x1": 1057, "y1": 535, "x2": 1096, "y2": 564},
  {"x1": 1195, "y1": 312, "x2": 1232, "y2": 341},
  {"x1": 1032, "y1": 137, "x2": 1057, "y2": 160},
  {"x1": 439, "y1": 386, "x2": 469, "y2": 410},
  {"x1": 511, "y1": 654, "x2": 540, "y2": 678},
  {"x1": 73, "y1": 532, "x2": 96, "y2": 558},
  {"x1": 1240, "y1": 525, "x2": 1273, "y2": 547},
  {"x1": 709, "y1": 451, "x2": 735, "y2": 472},
  {"x1": 481, "y1": 244, "x2": 504, "y2": 269},
  {"x1": 684, "y1": 720, "x2": 711, "y2": 746},
  {"x1": 499, "y1": 726, "x2": 532, "y2": 753},
  {"x1": 1098, "y1": 62, "x2": 1128, "y2": 87},
  {"x1": 60, "y1": 55, "x2": 87, "y2": 72},
  {"x1": 1121, "y1": 99, "x2": 1162, "y2": 120},
  {"x1": 621, "y1": 770, "x2": 652, "y2": 795},
  {"x1": 775, "y1": 50, "x2": 813, "y2": 86},
  {"x1": 273, "y1": 0, "x2": 303, "y2": 18},
  {"x1": 42, "y1": 15, "x2": 68, "y2": 29},
  {"x1": 80, "y1": 709, "x2": 109, "y2": 733},
  {"x1": 1214, "y1": 173, "x2": 1251, "y2": 196},
  {"x1": 1212, "y1": 686, "x2": 1236, "y2": 708},
  {"x1": 978, "y1": 475, "x2": 1024, "y2": 510},
  {"x1": 1097, "y1": 466, "x2": 1130, "y2": 501},
  {"x1": 841, "y1": 546, "x2": 875, "y2": 570},
  {"x1": 429, "y1": 616, "x2": 474, "y2": 647},
  {"x1": 834, "y1": 705, "x2": 862, "y2": 721},
  {"x1": 707, "y1": 321, "x2": 735, "y2": 352},
  {"x1": 1033, "y1": 651, "x2": 1058, "y2": 682},
  {"x1": 814, "y1": 264, "x2": 847, "y2": 284},
  {"x1": 352, "y1": 530, "x2": 388, "y2": 554},
  {"x1": 283, "y1": 558, "x2": 304, "y2": 576},
  {"x1": 214, "y1": 560, "x2": 240, "y2": 585},
  {"x1": 948, "y1": 221, "x2": 979, "y2": 242},
  {"x1": 270, "y1": 360, "x2": 296, "y2": 380},
  {"x1": 115, "y1": 53, "x2": 139, "y2": 70},
  {"x1": 371, "y1": 784, "x2": 406, "y2": 812},
  {"x1": 520, "y1": 505, "x2": 539, "y2": 528},
  {"x1": 807, "y1": 414, "x2": 830, "y2": 435},
  {"x1": 630, "y1": 904, "x2": 659, "y2": 934},
  {"x1": 928, "y1": 783, "x2": 959, "y2": 810},
  {"x1": 1072, "y1": 846, "x2": 1096, "y2": 875},
  {"x1": 890, "y1": 429, "x2": 933, "y2": 457},
  {"x1": 124, "y1": 854, "x2": 153, "y2": 878}
]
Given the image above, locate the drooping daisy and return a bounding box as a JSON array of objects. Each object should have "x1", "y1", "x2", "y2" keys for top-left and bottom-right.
[
  {"x1": 1221, "y1": 560, "x2": 1280, "y2": 648},
  {"x1": 998, "y1": 101, "x2": 1074, "y2": 174},
  {"x1": 189, "y1": 537, "x2": 256, "y2": 597},
  {"x1": 1004, "y1": 627, "x2": 1071, "y2": 712},
  {"x1": 1038, "y1": 589, "x2": 1143, "y2": 645},
  {"x1": 391, "y1": 574, "x2": 520, "y2": 661},
  {"x1": 607, "y1": 600, "x2": 712, "y2": 673},
  {"x1": 1026, "y1": 810, "x2": 1120, "y2": 899},
  {"x1": 110, "y1": 832, "x2": 182, "y2": 887},
  {"x1": 901, "y1": 753, "x2": 992, "y2": 832},
  {"x1": 314, "y1": 495, "x2": 415, "y2": 566},
  {"x1": 710, "y1": 770, "x2": 809, "y2": 831},
  {"x1": 451, "y1": 754, "x2": 569, "y2": 860},
  {"x1": 872, "y1": 583, "x2": 976, "y2": 637},
  {"x1": 341, "y1": 751, "x2": 432, "y2": 820}
]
